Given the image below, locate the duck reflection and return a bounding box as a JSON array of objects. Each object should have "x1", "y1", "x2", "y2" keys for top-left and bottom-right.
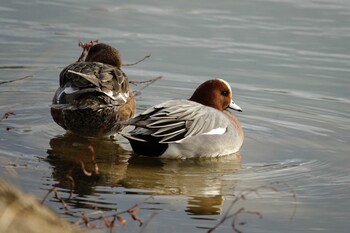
[
  {"x1": 124, "y1": 155, "x2": 241, "y2": 215},
  {"x1": 186, "y1": 195, "x2": 223, "y2": 215},
  {"x1": 46, "y1": 135, "x2": 242, "y2": 215},
  {"x1": 47, "y1": 134, "x2": 130, "y2": 197}
]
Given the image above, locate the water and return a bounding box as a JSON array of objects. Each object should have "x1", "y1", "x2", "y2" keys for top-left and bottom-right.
[{"x1": 1, "y1": 0, "x2": 350, "y2": 232}]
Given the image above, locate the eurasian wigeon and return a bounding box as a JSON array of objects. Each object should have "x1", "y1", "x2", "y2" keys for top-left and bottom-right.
[
  {"x1": 122, "y1": 79, "x2": 243, "y2": 159},
  {"x1": 51, "y1": 43, "x2": 136, "y2": 137}
]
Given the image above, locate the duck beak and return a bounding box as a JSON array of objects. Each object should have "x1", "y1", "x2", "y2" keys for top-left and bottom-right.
[{"x1": 229, "y1": 100, "x2": 242, "y2": 112}]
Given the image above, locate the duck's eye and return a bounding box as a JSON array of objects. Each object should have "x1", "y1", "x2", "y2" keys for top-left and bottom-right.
[{"x1": 221, "y1": 90, "x2": 228, "y2": 96}]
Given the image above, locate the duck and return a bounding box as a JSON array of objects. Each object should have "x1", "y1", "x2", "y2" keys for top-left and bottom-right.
[
  {"x1": 122, "y1": 79, "x2": 243, "y2": 159},
  {"x1": 51, "y1": 43, "x2": 136, "y2": 137}
]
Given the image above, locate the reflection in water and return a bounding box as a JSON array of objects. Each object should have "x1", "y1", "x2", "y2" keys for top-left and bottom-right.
[
  {"x1": 186, "y1": 195, "x2": 223, "y2": 215},
  {"x1": 46, "y1": 134, "x2": 242, "y2": 215},
  {"x1": 1, "y1": 0, "x2": 350, "y2": 231},
  {"x1": 47, "y1": 134, "x2": 129, "y2": 207},
  {"x1": 124, "y1": 155, "x2": 241, "y2": 215}
]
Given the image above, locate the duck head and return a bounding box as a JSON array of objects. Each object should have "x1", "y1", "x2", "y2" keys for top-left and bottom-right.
[
  {"x1": 189, "y1": 79, "x2": 242, "y2": 112},
  {"x1": 85, "y1": 43, "x2": 123, "y2": 68}
]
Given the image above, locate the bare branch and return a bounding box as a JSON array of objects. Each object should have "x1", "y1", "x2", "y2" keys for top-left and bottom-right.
[
  {"x1": 129, "y1": 76, "x2": 162, "y2": 86},
  {"x1": 207, "y1": 181, "x2": 298, "y2": 233},
  {"x1": 116, "y1": 215, "x2": 126, "y2": 227},
  {"x1": 88, "y1": 145, "x2": 99, "y2": 175},
  {"x1": 128, "y1": 208, "x2": 143, "y2": 226},
  {"x1": 77, "y1": 40, "x2": 99, "y2": 62},
  {"x1": 0, "y1": 75, "x2": 32, "y2": 85},
  {"x1": 81, "y1": 212, "x2": 96, "y2": 229},
  {"x1": 54, "y1": 189, "x2": 69, "y2": 212},
  {"x1": 131, "y1": 76, "x2": 163, "y2": 97},
  {"x1": 40, "y1": 187, "x2": 57, "y2": 204},
  {"x1": 79, "y1": 160, "x2": 92, "y2": 176},
  {"x1": 230, "y1": 208, "x2": 263, "y2": 233},
  {"x1": 40, "y1": 187, "x2": 70, "y2": 212},
  {"x1": 123, "y1": 54, "x2": 151, "y2": 67},
  {"x1": 79, "y1": 196, "x2": 154, "y2": 227},
  {"x1": 65, "y1": 175, "x2": 75, "y2": 200},
  {"x1": 140, "y1": 212, "x2": 158, "y2": 233}
]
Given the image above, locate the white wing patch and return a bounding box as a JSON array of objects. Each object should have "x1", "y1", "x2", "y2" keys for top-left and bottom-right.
[
  {"x1": 203, "y1": 127, "x2": 226, "y2": 135},
  {"x1": 171, "y1": 127, "x2": 226, "y2": 143},
  {"x1": 56, "y1": 86, "x2": 78, "y2": 104},
  {"x1": 63, "y1": 86, "x2": 78, "y2": 94}
]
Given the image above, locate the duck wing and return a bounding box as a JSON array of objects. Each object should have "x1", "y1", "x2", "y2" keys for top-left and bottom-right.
[
  {"x1": 55, "y1": 62, "x2": 130, "y2": 105},
  {"x1": 124, "y1": 100, "x2": 229, "y2": 143}
]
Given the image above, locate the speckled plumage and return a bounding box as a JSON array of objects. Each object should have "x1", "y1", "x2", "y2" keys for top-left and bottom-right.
[{"x1": 51, "y1": 43, "x2": 136, "y2": 137}]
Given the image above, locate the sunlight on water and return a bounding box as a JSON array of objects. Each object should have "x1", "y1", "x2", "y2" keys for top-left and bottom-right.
[{"x1": 0, "y1": 0, "x2": 350, "y2": 232}]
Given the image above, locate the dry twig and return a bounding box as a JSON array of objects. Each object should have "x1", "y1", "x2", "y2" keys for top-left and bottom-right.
[
  {"x1": 88, "y1": 145, "x2": 99, "y2": 175},
  {"x1": 207, "y1": 181, "x2": 297, "y2": 233},
  {"x1": 41, "y1": 187, "x2": 69, "y2": 212},
  {"x1": 131, "y1": 76, "x2": 163, "y2": 97},
  {"x1": 77, "y1": 40, "x2": 99, "y2": 62},
  {"x1": 139, "y1": 212, "x2": 158, "y2": 233},
  {"x1": 123, "y1": 54, "x2": 151, "y2": 67},
  {"x1": 0, "y1": 75, "x2": 32, "y2": 85},
  {"x1": 81, "y1": 212, "x2": 96, "y2": 229},
  {"x1": 77, "y1": 196, "x2": 154, "y2": 229},
  {"x1": 129, "y1": 75, "x2": 162, "y2": 86},
  {"x1": 65, "y1": 175, "x2": 75, "y2": 200}
]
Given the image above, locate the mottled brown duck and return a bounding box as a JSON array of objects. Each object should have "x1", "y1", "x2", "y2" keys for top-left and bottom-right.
[{"x1": 51, "y1": 43, "x2": 136, "y2": 137}]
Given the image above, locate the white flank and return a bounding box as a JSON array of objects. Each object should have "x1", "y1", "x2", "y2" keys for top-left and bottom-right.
[{"x1": 203, "y1": 127, "x2": 226, "y2": 135}]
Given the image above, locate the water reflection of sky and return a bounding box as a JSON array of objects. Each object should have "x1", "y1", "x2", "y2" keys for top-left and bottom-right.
[{"x1": 1, "y1": 0, "x2": 350, "y2": 232}]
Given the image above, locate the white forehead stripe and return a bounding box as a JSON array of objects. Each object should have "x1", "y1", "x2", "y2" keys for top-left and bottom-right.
[{"x1": 217, "y1": 79, "x2": 232, "y2": 97}]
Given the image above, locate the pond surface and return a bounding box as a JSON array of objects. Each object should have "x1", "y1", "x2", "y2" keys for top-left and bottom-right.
[{"x1": 1, "y1": 0, "x2": 350, "y2": 232}]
